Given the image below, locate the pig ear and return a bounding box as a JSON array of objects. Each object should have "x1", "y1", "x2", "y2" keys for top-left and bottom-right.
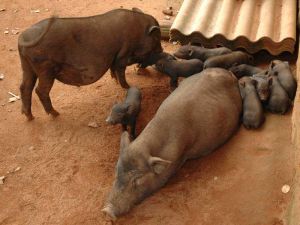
[
  {"x1": 148, "y1": 26, "x2": 160, "y2": 35},
  {"x1": 239, "y1": 80, "x2": 245, "y2": 87},
  {"x1": 148, "y1": 156, "x2": 171, "y2": 174},
  {"x1": 120, "y1": 131, "x2": 131, "y2": 152}
]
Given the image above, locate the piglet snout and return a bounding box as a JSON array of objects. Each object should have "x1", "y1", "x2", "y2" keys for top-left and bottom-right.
[{"x1": 102, "y1": 204, "x2": 117, "y2": 221}]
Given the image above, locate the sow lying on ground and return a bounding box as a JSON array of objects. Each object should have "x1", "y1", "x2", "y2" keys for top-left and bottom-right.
[
  {"x1": 18, "y1": 9, "x2": 162, "y2": 120},
  {"x1": 102, "y1": 68, "x2": 242, "y2": 219}
]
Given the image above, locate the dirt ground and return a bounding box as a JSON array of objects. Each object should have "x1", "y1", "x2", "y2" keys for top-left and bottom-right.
[{"x1": 0, "y1": 1, "x2": 297, "y2": 225}]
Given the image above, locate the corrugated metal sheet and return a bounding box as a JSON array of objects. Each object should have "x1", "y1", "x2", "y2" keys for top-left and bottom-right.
[{"x1": 170, "y1": 0, "x2": 296, "y2": 55}]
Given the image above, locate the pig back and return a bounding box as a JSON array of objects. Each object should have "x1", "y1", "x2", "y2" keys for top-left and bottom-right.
[{"x1": 152, "y1": 68, "x2": 242, "y2": 160}]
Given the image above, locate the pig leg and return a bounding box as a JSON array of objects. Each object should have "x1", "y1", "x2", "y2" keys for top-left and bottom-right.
[
  {"x1": 114, "y1": 66, "x2": 129, "y2": 89},
  {"x1": 35, "y1": 76, "x2": 59, "y2": 117},
  {"x1": 170, "y1": 76, "x2": 178, "y2": 91},
  {"x1": 19, "y1": 57, "x2": 37, "y2": 121},
  {"x1": 122, "y1": 124, "x2": 127, "y2": 131}
]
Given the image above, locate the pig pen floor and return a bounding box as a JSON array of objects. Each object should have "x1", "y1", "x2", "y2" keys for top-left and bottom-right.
[{"x1": 0, "y1": 1, "x2": 297, "y2": 225}]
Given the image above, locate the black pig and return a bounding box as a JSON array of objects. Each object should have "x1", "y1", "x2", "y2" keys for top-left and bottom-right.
[
  {"x1": 106, "y1": 87, "x2": 141, "y2": 138},
  {"x1": 267, "y1": 75, "x2": 291, "y2": 114},
  {"x1": 239, "y1": 77, "x2": 265, "y2": 129},
  {"x1": 155, "y1": 53, "x2": 203, "y2": 89}
]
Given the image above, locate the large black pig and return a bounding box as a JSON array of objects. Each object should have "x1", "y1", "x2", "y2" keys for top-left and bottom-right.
[
  {"x1": 102, "y1": 68, "x2": 242, "y2": 220},
  {"x1": 18, "y1": 9, "x2": 162, "y2": 120}
]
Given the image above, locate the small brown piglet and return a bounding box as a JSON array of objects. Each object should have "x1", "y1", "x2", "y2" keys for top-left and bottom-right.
[
  {"x1": 267, "y1": 75, "x2": 291, "y2": 114},
  {"x1": 106, "y1": 87, "x2": 141, "y2": 138},
  {"x1": 229, "y1": 64, "x2": 264, "y2": 78},
  {"x1": 155, "y1": 53, "x2": 203, "y2": 89},
  {"x1": 251, "y1": 72, "x2": 272, "y2": 103},
  {"x1": 203, "y1": 51, "x2": 253, "y2": 69},
  {"x1": 239, "y1": 77, "x2": 265, "y2": 129},
  {"x1": 267, "y1": 60, "x2": 297, "y2": 100},
  {"x1": 174, "y1": 45, "x2": 232, "y2": 61}
]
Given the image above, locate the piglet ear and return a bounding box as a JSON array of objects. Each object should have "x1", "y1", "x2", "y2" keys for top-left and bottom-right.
[
  {"x1": 239, "y1": 80, "x2": 245, "y2": 87},
  {"x1": 148, "y1": 156, "x2": 171, "y2": 174},
  {"x1": 120, "y1": 131, "x2": 131, "y2": 152},
  {"x1": 270, "y1": 61, "x2": 275, "y2": 69}
]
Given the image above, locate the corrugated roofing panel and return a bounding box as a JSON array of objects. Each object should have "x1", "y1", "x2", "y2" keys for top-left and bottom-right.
[{"x1": 170, "y1": 0, "x2": 296, "y2": 55}]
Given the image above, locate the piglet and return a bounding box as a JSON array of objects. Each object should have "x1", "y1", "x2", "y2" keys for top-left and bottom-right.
[
  {"x1": 267, "y1": 75, "x2": 291, "y2": 114},
  {"x1": 239, "y1": 77, "x2": 265, "y2": 129},
  {"x1": 203, "y1": 51, "x2": 253, "y2": 69},
  {"x1": 267, "y1": 60, "x2": 297, "y2": 100},
  {"x1": 251, "y1": 71, "x2": 272, "y2": 103},
  {"x1": 155, "y1": 53, "x2": 203, "y2": 89},
  {"x1": 229, "y1": 64, "x2": 264, "y2": 78},
  {"x1": 174, "y1": 44, "x2": 232, "y2": 61},
  {"x1": 106, "y1": 87, "x2": 141, "y2": 138}
]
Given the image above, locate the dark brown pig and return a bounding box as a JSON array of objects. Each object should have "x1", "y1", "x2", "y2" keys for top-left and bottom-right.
[
  {"x1": 229, "y1": 64, "x2": 264, "y2": 78},
  {"x1": 174, "y1": 44, "x2": 232, "y2": 61},
  {"x1": 239, "y1": 77, "x2": 265, "y2": 129},
  {"x1": 203, "y1": 51, "x2": 253, "y2": 69},
  {"x1": 106, "y1": 87, "x2": 141, "y2": 138},
  {"x1": 155, "y1": 53, "x2": 203, "y2": 89},
  {"x1": 102, "y1": 68, "x2": 242, "y2": 219},
  {"x1": 267, "y1": 75, "x2": 291, "y2": 114},
  {"x1": 18, "y1": 9, "x2": 162, "y2": 120},
  {"x1": 251, "y1": 72, "x2": 272, "y2": 103},
  {"x1": 137, "y1": 52, "x2": 174, "y2": 69},
  {"x1": 267, "y1": 60, "x2": 297, "y2": 100}
]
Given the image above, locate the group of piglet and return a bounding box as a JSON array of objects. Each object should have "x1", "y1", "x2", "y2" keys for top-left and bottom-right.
[
  {"x1": 105, "y1": 45, "x2": 297, "y2": 136},
  {"x1": 153, "y1": 45, "x2": 297, "y2": 129}
]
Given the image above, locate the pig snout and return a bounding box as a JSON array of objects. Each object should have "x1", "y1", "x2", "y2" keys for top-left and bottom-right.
[
  {"x1": 102, "y1": 203, "x2": 117, "y2": 221},
  {"x1": 105, "y1": 116, "x2": 116, "y2": 125}
]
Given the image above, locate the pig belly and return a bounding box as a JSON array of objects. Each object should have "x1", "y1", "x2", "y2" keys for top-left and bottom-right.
[{"x1": 55, "y1": 62, "x2": 110, "y2": 86}]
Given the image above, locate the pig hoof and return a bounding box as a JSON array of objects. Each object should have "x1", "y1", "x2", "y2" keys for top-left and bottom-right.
[
  {"x1": 49, "y1": 109, "x2": 60, "y2": 118},
  {"x1": 26, "y1": 114, "x2": 35, "y2": 121}
]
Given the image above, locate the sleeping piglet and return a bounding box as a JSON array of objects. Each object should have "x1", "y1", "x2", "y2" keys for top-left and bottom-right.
[
  {"x1": 155, "y1": 53, "x2": 203, "y2": 89},
  {"x1": 239, "y1": 77, "x2": 265, "y2": 129},
  {"x1": 267, "y1": 60, "x2": 297, "y2": 100},
  {"x1": 204, "y1": 51, "x2": 253, "y2": 69},
  {"x1": 267, "y1": 75, "x2": 291, "y2": 114},
  {"x1": 174, "y1": 45, "x2": 232, "y2": 61},
  {"x1": 229, "y1": 64, "x2": 264, "y2": 78},
  {"x1": 106, "y1": 87, "x2": 141, "y2": 138}
]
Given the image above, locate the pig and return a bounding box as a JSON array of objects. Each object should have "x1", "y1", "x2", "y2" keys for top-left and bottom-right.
[
  {"x1": 137, "y1": 52, "x2": 174, "y2": 69},
  {"x1": 203, "y1": 51, "x2": 253, "y2": 69},
  {"x1": 102, "y1": 68, "x2": 242, "y2": 219},
  {"x1": 18, "y1": 9, "x2": 162, "y2": 121},
  {"x1": 267, "y1": 60, "x2": 297, "y2": 100},
  {"x1": 229, "y1": 64, "x2": 264, "y2": 78},
  {"x1": 174, "y1": 44, "x2": 232, "y2": 61},
  {"x1": 106, "y1": 87, "x2": 142, "y2": 138},
  {"x1": 251, "y1": 72, "x2": 272, "y2": 103},
  {"x1": 267, "y1": 75, "x2": 291, "y2": 114},
  {"x1": 239, "y1": 77, "x2": 265, "y2": 129},
  {"x1": 155, "y1": 53, "x2": 203, "y2": 88}
]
